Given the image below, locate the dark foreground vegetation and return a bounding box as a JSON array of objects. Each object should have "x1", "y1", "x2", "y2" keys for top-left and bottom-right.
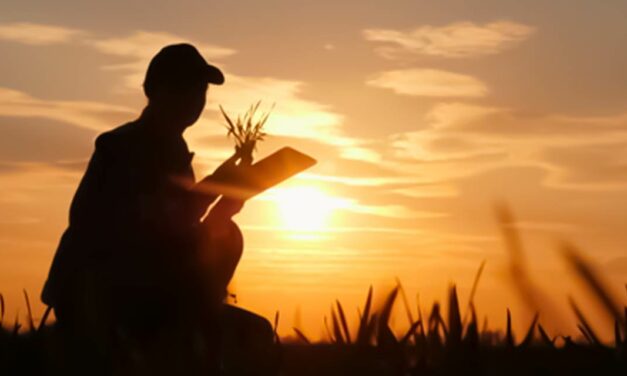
[
  {"x1": 1, "y1": 283, "x2": 626, "y2": 376},
  {"x1": 1, "y1": 207, "x2": 626, "y2": 375}
]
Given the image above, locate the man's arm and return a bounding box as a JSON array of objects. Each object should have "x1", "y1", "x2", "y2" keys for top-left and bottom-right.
[
  {"x1": 69, "y1": 135, "x2": 109, "y2": 229},
  {"x1": 191, "y1": 150, "x2": 243, "y2": 203}
]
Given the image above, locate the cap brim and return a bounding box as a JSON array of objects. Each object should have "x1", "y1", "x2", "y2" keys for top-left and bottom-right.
[{"x1": 205, "y1": 64, "x2": 225, "y2": 85}]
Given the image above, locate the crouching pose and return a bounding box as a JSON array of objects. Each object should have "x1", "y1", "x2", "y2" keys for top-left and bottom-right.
[{"x1": 41, "y1": 44, "x2": 277, "y2": 375}]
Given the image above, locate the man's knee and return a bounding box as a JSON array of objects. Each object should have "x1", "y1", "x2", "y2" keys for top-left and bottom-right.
[
  {"x1": 219, "y1": 305, "x2": 279, "y2": 375},
  {"x1": 221, "y1": 304, "x2": 274, "y2": 344}
]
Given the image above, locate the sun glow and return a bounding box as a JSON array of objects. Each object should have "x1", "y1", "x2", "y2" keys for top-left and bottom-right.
[{"x1": 267, "y1": 186, "x2": 351, "y2": 234}]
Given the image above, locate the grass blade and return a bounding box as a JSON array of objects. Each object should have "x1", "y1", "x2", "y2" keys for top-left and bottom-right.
[
  {"x1": 331, "y1": 308, "x2": 344, "y2": 344},
  {"x1": 562, "y1": 242, "x2": 625, "y2": 332},
  {"x1": 436, "y1": 308, "x2": 449, "y2": 339},
  {"x1": 462, "y1": 260, "x2": 486, "y2": 326},
  {"x1": 37, "y1": 306, "x2": 52, "y2": 333},
  {"x1": 357, "y1": 286, "x2": 373, "y2": 345},
  {"x1": 464, "y1": 303, "x2": 479, "y2": 348},
  {"x1": 293, "y1": 327, "x2": 311, "y2": 344},
  {"x1": 323, "y1": 316, "x2": 333, "y2": 343},
  {"x1": 336, "y1": 300, "x2": 351, "y2": 344},
  {"x1": 520, "y1": 312, "x2": 539, "y2": 348},
  {"x1": 12, "y1": 312, "x2": 20, "y2": 336},
  {"x1": 428, "y1": 303, "x2": 443, "y2": 347},
  {"x1": 0, "y1": 292, "x2": 4, "y2": 326},
  {"x1": 273, "y1": 310, "x2": 280, "y2": 344},
  {"x1": 538, "y1": 324, "x2": 554, "y2": 347},
  {"x1": 377, "y1": 287, "x2": 399, "y2": 340},
  {"x1": 447, "y1": 285, "x2": 462, "y2": 346},
  {"x1": 569, "y1": 297, "x2": 601, "y2": 346},
  {"x1": 578, "y1": 324, "x2": 595, "y2": 345},
  {"x1": 396, "y1": 277, "x2": 414, "y2": 325},
  {"x1": 400, "y1": 320, "x2": 422, "y2": 346},
  {"x1": 364, "y1": 313, "x2": 378, "y2": 346},
  {"x1": 219, "y1": 105, "x2": 235, "y2": 130},
  {"x1": 506, "y1": 309, "x2": 515, "y2": 347},
  {"x1": 416, "y1": 294, "x2": 426, "y2": 341},
  {"x1": 23, "y1": 289, "x2": 34, "y2": 331}
]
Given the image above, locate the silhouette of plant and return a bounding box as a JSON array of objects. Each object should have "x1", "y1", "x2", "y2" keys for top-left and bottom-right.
[{"x1": 219, "y1": 101, "x2": 273, "y2": 157}]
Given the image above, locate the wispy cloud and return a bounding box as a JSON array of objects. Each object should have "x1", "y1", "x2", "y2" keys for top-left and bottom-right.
[
  {"x1": 90, "y1": 30, "x2": 236, "y2": 60},
  {"x1": 0, "y1": 115, "x2": 96, "y2": 166},
  {"x1": 0, "y1": 22, "x2": 84, "y2": 45},
  {"x1": 388, "y1": 101, "x2": 627, "y2": 191},
  {"x1": 0, "y1": 87, "x2": 134, "y2": 131},
  {"x1": 425, "y1": 102, "x2": 500, "y2": 129},
  {"x1": 89, "y1": 31, "x2": 236, "y2": 91},
  {"x1": 367, "y1": 69, "x2": 488, "y2": 98},
  {"x1": 85, "y1": 30, "x2": 375, "y2": 159},
  {"x1": 541, "y1": 142, "x2": 627, "y2": 190},
  {"x1": 210, "y1": 75, "x2": 344, "y2": 144},
  {"x1": 364, "y1": 21, "x2": 535, "y2": 59},
  {"x1": 300, "y1": 173, "x2": 419, "y2": 187},
  {"x1": 0, "y1": 24, "x2": 375, "y2": 162},
  {"x1": 351, "y1": 204, "x2": 447, "y2": 219},
  {"x1": 423, "y1": 102, "x2": 627, "y2": 139},
  {"x1": 391, "y1": 184, "x2": 459, "y2": 199}
]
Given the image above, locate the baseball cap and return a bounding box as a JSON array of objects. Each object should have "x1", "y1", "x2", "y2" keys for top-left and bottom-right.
[{"x1": 143, "y1": 43, "x2": 224, "y2": 96}]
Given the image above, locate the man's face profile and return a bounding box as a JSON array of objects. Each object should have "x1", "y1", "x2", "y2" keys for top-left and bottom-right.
[{"x1": 149, "y1": 81, "x2": 209, "y2": 132}]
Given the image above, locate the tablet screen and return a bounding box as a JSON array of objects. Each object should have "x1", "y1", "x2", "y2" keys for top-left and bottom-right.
[{"x1": 213, "y1": 147, "x2": 317, "y2": 199}]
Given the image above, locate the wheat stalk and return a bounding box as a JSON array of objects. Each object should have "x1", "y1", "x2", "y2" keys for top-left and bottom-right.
[{"x1": 219, "y1": 101, "x2": 273, "y2": 155}]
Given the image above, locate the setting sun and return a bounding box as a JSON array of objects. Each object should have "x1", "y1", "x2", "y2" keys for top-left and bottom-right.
[{"x1": 266, "y1": 186, "x2": 350, "y2": 234}]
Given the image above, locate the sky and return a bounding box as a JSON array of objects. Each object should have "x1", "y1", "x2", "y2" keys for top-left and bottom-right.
[{"x1": 1, "y1": 0, "x2": 626, "y2": 339}]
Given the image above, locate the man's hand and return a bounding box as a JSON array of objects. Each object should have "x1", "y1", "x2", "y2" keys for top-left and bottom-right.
[
  {"x1": 208, "y1": 196, "x2": 245, "y2": 220},
  {"x1": 209, "y1": 150, "x2": 242, "y2": 183}
]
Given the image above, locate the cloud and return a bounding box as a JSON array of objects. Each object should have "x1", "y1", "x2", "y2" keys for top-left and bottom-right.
[
  {"x1": 423, "y1": 102, "x2": 627, "y2": 143},
  {"x1": 0, "y1": 116, "x2": 96, "y2": 164},
  {"x1": 301, "y1": 173, "x2": 420, "y2": 187},
  {"x1": 82, "y1": 30, "x2": 344, "y2": 143},
  {"x1": 89, "y1": 31, "x2": 236, "y2": 91},
  {"x1": 0, "y1": 23, "x2": 379, "y2": 164},
  {"x1": 0, "y1": 87, "x2": 134, "y2": 132},
  {"x1": 366, "y1": 69, "x2": 488, "y2": 98},
  {"x1": 209, "y1": 75, "x2": 345, "y2": 144},
  {"x1": 351, "y1": 204, "x2": 447, "y2": 219},
  {"x1": 387, "y1": 101, "x2": 627, "y2": 191},
  {"x1": 0, "y1": 22, "x2": 83, "y2": 45},
  {"x1": 339, "y1": 146, "x2": 381, "y2": 162},
  {"x1": 426, "y1": 102, "x2": 500, "y2": 129},
  {"x1": 391, "y1": 184, "x2": 459, "y2": 199},
  {"x1": 81, "y1": 30, "x2": 367, "y2": 156},
  {"x1": 541, "y1": 142, "x2": 627, "y2": 190},
  {"x1": 390, "y1": 131, "x2": 502, "y2": 162},
  {"x1": 90, "y1": 31, "x2": 235, "y2": 60},
  {"x1": 364, "y1": 21, "x2": 535, "y2": 59}
]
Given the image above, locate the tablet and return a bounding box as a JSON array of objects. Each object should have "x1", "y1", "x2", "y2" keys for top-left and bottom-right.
[{"x1": 207, "y1": 147, "x2": 317, "y2": 200}]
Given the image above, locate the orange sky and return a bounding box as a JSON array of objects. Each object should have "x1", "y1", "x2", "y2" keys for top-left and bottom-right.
[{"x1": 1, "y1": 0, "x2": 626, "y2": 340}]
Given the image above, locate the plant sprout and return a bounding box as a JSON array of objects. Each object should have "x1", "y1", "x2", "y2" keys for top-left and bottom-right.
[{"x1": 219, "y1": 101, "x2": 274, "y2": 159}]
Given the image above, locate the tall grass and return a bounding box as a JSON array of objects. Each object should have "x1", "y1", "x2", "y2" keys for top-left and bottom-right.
[{"x1": 1, "y1": 206, "x2": 626, "y2": 375}]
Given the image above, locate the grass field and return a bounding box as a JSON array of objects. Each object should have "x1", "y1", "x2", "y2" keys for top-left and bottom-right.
[
  {"x1": 1, "y1": 283, "x2": 625, "y2": 375},
  {"x1": 1, "y1": 207, "x2": 626, "y2": 375}
]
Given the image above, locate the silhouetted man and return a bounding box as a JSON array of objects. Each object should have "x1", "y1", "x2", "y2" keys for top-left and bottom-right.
[{"x1": 41, "y1": 44, "x2": 249, "y2": 334}]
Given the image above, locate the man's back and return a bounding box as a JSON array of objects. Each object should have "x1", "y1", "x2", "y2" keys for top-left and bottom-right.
[{"x1": 42, "y1": 120, "x2": 200, "y2": 316}]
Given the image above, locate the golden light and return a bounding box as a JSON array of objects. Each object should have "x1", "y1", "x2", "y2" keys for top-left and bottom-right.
[{"x1": 266, "y1": 186, "x2": 351, "y2": 235}]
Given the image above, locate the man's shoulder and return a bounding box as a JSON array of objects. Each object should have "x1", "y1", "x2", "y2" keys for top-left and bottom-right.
[{"x1": 95, "y1": 121, "x2": 139, "y2": 150}]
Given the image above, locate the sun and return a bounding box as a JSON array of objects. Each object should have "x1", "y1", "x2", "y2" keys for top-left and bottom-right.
[{"x1": 270, "y1": 186, "x2": 349, "y2": 234}]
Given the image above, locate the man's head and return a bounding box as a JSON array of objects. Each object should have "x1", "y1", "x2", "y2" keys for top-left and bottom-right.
[{"x1": 143, "y1": 44, "x2": 224, "y2": 131}]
